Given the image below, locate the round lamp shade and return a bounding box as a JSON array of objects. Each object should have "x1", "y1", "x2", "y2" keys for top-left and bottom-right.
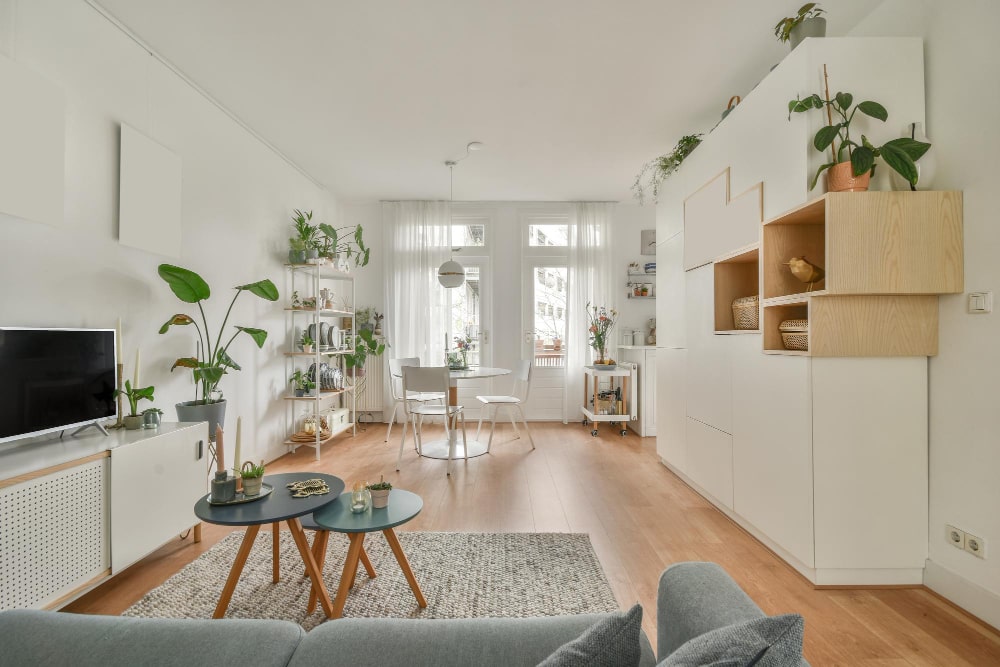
[{"x1": 437, "y1": 259, "x2": 466, "y2": 288}]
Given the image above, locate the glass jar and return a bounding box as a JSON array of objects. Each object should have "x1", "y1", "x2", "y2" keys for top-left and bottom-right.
[{"x1": 349, "y1": 480, "x2": 371, "y2": 514}]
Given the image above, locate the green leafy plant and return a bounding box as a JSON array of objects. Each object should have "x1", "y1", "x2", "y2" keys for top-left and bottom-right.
[
  {"x1": 345, "y1": 328, "x2": 386, "y2": 371},
  {"x1": 240, "y1": 461, "x2": 266, "y2": 479},
  {"x1": 142, "y1": 407, "x2": 163, "y2": 416},
  {"x1": 300, "y1": 332, "x2": 314, "y2": 348},
  {"x1": 632, "y1": 134, "x2": 703, "y2": 205},
  {"x1": 158, "y1": 264, "x2": 279, "y2": 404},
  {"x1": 290, "y1": 209, "x2": 318, "y2": 250},
  {"x1": 788, "y1": 90, "x2": 931, "y2": 189},
  {"x1": 367, "y1": 475, "x2": 392, "y2": 491},
  {"x1": 356, "y1": 307, "x2": 373, "y2": 327},
  {"x1": 289, "y1": 369, "x2": 316, "y2": 392},
  {"x1": 774, "y1": 3, "x2": 825, "y2": 43},
  {"x1": 115, "y1": 380, "x2": 154, "y2": 417},
  {"x1": 317, "y1": 221, "x2": 371, "y2": 267}
]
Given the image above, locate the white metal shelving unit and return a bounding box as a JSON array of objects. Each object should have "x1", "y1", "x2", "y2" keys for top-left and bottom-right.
[{"x1": 284, "y1": 263, "x2": 356, "y2": 461}]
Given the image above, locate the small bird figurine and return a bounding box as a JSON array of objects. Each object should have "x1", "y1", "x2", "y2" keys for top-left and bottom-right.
[{"x1": 784, "y1": 256, "x2": 825, "y2": 291}]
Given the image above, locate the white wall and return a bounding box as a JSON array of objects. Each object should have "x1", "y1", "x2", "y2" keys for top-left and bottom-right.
[
  {"x1": 850, "y1": 0, "x2": 1000, "y2": 627},
  {"x1": 0, "y1": 0, "x2": 340, "y2": 464}
]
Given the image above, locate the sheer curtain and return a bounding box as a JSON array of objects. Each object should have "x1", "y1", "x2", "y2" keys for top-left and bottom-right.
[
  {"x1": 383, "y1": 201, "x2": 451, "y2": 365},
  {"x1": 563, "y1": 202, "x2": 616, "y2": 422}
]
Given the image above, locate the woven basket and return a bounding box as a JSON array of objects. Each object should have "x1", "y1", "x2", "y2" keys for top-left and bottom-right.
[
  {"x1": 731, "y1": 295, "x2": 759, "y2": 330},
  {"x1": 779, "y1": 319, "x2": 808, "y2": 351}
]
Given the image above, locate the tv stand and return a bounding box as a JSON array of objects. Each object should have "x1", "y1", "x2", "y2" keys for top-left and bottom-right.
[{"x1": 70, "y1": 421, "x2": 110, "y2": 437}]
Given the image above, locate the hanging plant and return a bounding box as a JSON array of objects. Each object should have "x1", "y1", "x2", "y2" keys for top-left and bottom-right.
[{"x1": 631, "y1": 134, "x2": 702, "y2": 205}]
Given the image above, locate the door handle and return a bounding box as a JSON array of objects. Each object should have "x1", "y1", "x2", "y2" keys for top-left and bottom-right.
[{"x1": 197, "y1": 440, "x2": 204, "y2": 460}]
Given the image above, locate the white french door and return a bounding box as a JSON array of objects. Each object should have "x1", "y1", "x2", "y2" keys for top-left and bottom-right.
[
  {"x1": 522, "y1": 258, "x2": 567, "y2": 420},
  {"x1": 446, "y1": 257, "x2": 491, "y2": 415}
]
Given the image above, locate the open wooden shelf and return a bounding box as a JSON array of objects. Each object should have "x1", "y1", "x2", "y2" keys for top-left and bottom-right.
[
  {"x1": 285, "y1": 308, "x2": 353, "y2": 317},
  {"x1": 714, "y1": 244, "x2": 760, "y2": 333}
]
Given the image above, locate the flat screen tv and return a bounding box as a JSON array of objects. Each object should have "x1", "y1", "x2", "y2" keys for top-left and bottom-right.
[{"x1": 0, "y1": 328, "x2": 117, "y2": 443}]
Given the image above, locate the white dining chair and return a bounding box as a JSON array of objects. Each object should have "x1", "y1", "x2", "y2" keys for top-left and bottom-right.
[
  {"x1": 475, "y1": 360, "x2": 535, "y2": 451},
  {"x1": 385, "y1": 357, "x2": 445, "y2": 447},
  {"x1": 399, "y1": 366, "x2": 468, "y2": 475}
]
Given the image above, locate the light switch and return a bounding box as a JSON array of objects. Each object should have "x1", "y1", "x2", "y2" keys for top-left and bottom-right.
[{"x1": 968, "y1": 291, "x2": 993, "y2": 314}]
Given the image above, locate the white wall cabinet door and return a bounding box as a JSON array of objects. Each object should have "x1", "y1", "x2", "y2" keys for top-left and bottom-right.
[
  {"x1": 685, "y1": 417, "x2": 734, "y2": 509},
  {"x1": 644, "y1": 350, "x2": 657, "y2": 435},
  {"x1": 110, "y1": 426, "x2": 205, "y2": 573},
  {"x1": 656, "y1": 348, "x2": 686, "y2": 471},
  {"x1": 685, "y1": 265, "x2": 732, "y2": 434}
]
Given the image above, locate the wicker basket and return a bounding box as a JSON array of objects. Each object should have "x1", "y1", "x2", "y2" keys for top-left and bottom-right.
[
  {"x1": 779, "y1": 319, "x2": 808, "y2": 351},
  {"x1": 731, "y1": 295, "x2": 759, "y2": 330}
]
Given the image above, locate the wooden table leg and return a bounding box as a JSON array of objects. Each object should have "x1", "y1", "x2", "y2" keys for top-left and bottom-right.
[
  {"x1": 383, "y1": 528, "x2": 427, "y2": 608},
  {"x1": 359, "y1": 543, "x2": 376, "y2": 579},
  {"x1": 286, "y1": 517, "x2": 334, "y2": 618},
  {"x1": 345, "y1": 534, "x2": 364, "y2": 590},
  {"x1": 272, "y1": 522, "x2": 281, "y2": 583},
  {"x1": 307, "y1": 530, "x2": 331, "y2": 614},
  {"x1": 193, "y1": 522, "x2": 202, "y2": 544},
  {"x1": 213, "y1": 524, "x2": 260, "y2": 619},
  {"x1": 331, "y1": 533, "x2": 365, "y2": 618}
]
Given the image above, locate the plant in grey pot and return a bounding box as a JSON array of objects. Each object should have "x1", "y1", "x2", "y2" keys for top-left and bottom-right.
[
  {"x1": 239, "y1": 461, "x2": 266, "y2": 496},
  {"x1": 142, "y1": 407, "x2": 163, "y2": 429},
  {"x1": 367, "y1": 476, "x2": 392, "y2": 509},
  {"x1": 115, "y1": 380, "x2": 154, "y2": 430},
  {"x1": 289, "y1": 369, "x2": 315, "y2": 397},
  {"x1": 288, "y1": 238, "x2": 307, "y2": 265},
  {"x1": 291, "y1": 209, "x2": 320, "y2": 261},
  {"x1": 775, "y1": 3, "x2": 826, "y2": 50},
  {"x1": 157, "y1": 264, "x2": 279, "y2": 441}
]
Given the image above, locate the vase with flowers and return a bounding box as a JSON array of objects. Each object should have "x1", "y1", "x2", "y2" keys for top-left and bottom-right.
[
  {"x1": 453, "y1": 333, "x2": 473, "y2": 368},
  {"x1": 586, "y1": 302, "x2": 618, "y2": 367}
]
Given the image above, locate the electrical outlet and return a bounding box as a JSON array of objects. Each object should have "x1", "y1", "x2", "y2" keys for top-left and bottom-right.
[
  {"x1": 946, "y1": 524, "x2": 966, "y2": 549},
  {"x1": 965, "y1": 533, "x2": 987, "y2": 559}
]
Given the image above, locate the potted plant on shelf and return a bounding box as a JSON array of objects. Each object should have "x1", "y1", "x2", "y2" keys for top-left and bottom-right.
[
  {"x1": 787, "y1": 85, "x2": 931, "y2": 192},
  {"x1": 315, "y1": 220, "x2": 370, "y2": 269},
  {"x1": 367, "y1": 476, "x2": 392, "y2": 509},
  {"x1": 356, "y1": 307, "x2": 374, "y2": 333},
  {"x1": 157, "y1": 264, "x2": 279, "y2": 438},
  {"x1": 373, "y1": 310, "x2": 384, "y2": 336},
  {"x1": 631, "y1": 134, "x2": 702, "y2": 204},
  {"x1": 289, "y1": 369, "x2": 316, "y2": 397},
  {"x1": 774, "y1": 3, "x2": 826, "y2": 50},
  {"x1": 300, "y1": 332, "x2": 314, "y2": 354},
  {"x1": 115, "y1": 380, "x2": 155, "y2": 430},
  {"x1": 586, "y1": 302, "x2": 618, "y2": 367},
  {"x1": 290, "y1": 209, "x2": 320, "y2": 262},
  {"x1": 239, "y1": 461, "x2": 266, "y2": 496},
  {"x1": 345, "y1": 328, "x2": 386, "y2": 377}
]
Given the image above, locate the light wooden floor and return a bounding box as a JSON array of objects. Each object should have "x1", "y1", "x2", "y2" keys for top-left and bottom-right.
[{"x1": 67, "y1": 422, "x2": 1000, "y2": 665}]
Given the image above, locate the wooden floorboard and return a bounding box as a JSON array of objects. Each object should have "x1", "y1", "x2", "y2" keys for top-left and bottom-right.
[{"x1": 64, "y1": 422, "x2": 1000, "y2": 665}]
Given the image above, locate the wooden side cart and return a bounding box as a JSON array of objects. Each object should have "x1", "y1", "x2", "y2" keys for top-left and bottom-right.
[{"x1": 580, "y1": 364, "x2": 637, "y2": 437}]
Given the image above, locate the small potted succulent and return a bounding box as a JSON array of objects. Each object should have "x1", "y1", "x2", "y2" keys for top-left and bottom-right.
[
  {"x1": 289, "y1": 369, "x2": 316, "y2": 397},
  {"x1": 774, "y1": 3, "x2": 826, "y2": 50},
  {"x1": 367, "y1": 476, "x2": 392, "y2": 509},
  {"x1": 300, "y1": 332, "x2": 314, "y2": 354},
  {"x1": 115, "y1": 380, "x2": 155, "y2": 430},
  {"x1": 142, "y1": 407, "x2": 163, "y2": 429},
  {"x1": 239, "y1": 461, "x2": 266, "y2": 496}
]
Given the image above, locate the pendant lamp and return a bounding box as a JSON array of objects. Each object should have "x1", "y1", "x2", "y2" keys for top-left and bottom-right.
[{"x1": 437, "y1": 150, "x2": 475, "y2": 289}]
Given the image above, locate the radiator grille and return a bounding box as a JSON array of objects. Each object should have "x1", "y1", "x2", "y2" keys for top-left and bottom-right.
[
  {"x1": 1, "y1": 459, "x2": 109, "y2": 609},
  {"x1": 350, "y1": 353, "x2": 385, "y2": 413}
]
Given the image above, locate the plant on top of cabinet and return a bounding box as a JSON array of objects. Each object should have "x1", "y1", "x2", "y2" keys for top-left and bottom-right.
[
  {"x1": 290, "y1": 209, "x2": 319, "y2": 262},
  {"x1": 631, "y1": 134, "x2": 702, "y2": 205},
  {"x1": 115, "y1": 380, "x2": 154, "y2": 430},
  {"x1": 788, "y1": 80, "x2": 931, "y2": 192},
  {"x1": 774, "y1": 3, "x2": 826, "y2": 49}
]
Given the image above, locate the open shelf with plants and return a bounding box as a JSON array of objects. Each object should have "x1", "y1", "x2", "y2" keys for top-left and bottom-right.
[
  {"x1": 626, "y1": 270, "x2": 656, "y2": 299},
  {"x1": 713, "y1": 244, "x2": 760, "y2": 334}
]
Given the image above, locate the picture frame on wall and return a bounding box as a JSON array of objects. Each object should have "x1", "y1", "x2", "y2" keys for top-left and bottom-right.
[{"x1": 640, "y1": 229, "x2": 656, "y2": 256}]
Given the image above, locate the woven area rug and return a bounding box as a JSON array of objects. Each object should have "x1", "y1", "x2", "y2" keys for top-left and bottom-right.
[{"x1": 123, "y1": 531, "x2": 619, "y2": 630}]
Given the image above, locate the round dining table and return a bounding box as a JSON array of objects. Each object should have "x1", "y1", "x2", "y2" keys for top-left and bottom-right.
[{"x1": 419, "y1": 366, "x2": 511, "y2": 460}]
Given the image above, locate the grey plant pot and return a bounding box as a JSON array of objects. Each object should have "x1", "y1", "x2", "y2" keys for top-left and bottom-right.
[
  {"x1": 305, "y1": 248, "x2": 319, "y2": 260},
  {"x1": 176, "y1": 399, "x2": 227, "y2": 442},
  {"x1": 288, "y1": 249, "x2": 306, "y2": 265},
  {"x1": 123, "y1": 415, "x2": 143, "y2": 430},
  {"x1": 294, "y1": 389, "x2": 305, "y2": 397},
  {"x1": 789, "y1": 17, "x2": 826, "y2": 50}
]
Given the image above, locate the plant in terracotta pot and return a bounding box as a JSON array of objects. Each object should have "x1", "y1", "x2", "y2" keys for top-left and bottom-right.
[
  {"x1": 158, "y1": 264, "x2": 278, "y2": 439},
  {"x1": 774, "y1": 3, "x2": 826, "y2": 50},
  {"x1": 115, "y1": 380, "x2": 155, "y2": 430},
  {"x1": 787, "y1": 87, "x2": 931, "y2": 192},
  {"x1": 345, "y1": 328, "x2": 385, "y2": 377},
  {"x1": 367, "y1": 476, "x2": 392, "y2": 509},
  {"x1": 239, "y1": 461, "x2": 266, "y2": 497}
]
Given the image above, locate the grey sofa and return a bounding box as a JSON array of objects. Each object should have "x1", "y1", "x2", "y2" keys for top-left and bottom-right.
[{"x1": 0, "y1": 562, "x2": 807, "y2": 666}]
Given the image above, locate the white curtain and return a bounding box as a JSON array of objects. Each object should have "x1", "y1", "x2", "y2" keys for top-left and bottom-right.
[
  {"x1": 383, "y1": 201, "x2": 451, "y2": 366},
  {"x1": 563, "y1": 202, "x2": 616, "y2": 422}
]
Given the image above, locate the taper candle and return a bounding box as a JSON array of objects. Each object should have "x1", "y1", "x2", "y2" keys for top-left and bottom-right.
[
  {"x1": 134, "y1": 347, "x2": 140, "y2": 388},
  {"x1": 233, "y1": 417, "x2": 242, "y2": 473},
  {"x1": 215, "y1": 425, "x2": 225, "y2": 473}
]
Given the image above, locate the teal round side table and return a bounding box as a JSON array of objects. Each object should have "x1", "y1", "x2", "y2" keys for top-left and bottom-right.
[{"x1": 308, "y1": 489, "x2": 425, "y2": 617}]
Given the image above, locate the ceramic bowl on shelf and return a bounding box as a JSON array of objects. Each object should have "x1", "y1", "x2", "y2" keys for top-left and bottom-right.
[{"x1": 644, "y1": 262, "x2": 656, "y2": 273}]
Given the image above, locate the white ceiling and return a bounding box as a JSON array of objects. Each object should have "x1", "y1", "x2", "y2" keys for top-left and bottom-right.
[{"x1": 95, "y1": 0, "x2": 878, "y2": 202}]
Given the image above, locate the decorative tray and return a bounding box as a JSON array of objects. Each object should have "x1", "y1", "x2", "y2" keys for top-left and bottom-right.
[
  {"x1": 586, "y1": 364, "x2": 618, "y2": 371},
  {"x1": 207, "y1": 483, "x2": 274, "y2": 506}
]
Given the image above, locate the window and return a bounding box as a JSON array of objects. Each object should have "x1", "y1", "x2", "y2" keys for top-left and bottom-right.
[
  {"x1": 451, "y1": 222, "x2": 485, "y2": 247},
  {"x1": 528, "y1": 224, "x2": 568, "y2": 247}
]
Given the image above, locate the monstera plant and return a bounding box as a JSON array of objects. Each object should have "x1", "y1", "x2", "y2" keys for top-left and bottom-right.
[{"x1": 157, "y1": 264, "x2": 279, "y2": 438}]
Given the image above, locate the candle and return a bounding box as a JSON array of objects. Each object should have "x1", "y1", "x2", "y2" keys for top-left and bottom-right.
[
  {"x1": 233, "y1": 417, "x2": 242, "y2": 473},
  {"x1": 215, "y1": 425, "x2": 225, "y2": 473},
  {"x1": 134, "y1": 347, "x2": 140, "y2": 388},
  {"x1": 115, "y1": 318, "x2": 122, "y2": 362}
]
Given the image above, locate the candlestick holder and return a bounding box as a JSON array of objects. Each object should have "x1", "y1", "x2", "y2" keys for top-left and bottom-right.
[{"x1": 109, "y1": 363, "x2": 126, "y2": 429}]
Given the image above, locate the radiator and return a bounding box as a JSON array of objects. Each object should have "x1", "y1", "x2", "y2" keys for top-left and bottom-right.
[{"x1": 349, "y1": 353, "x2": 385, "y2": 413}]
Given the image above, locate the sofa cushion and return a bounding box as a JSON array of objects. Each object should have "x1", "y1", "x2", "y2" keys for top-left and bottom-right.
[
  {"x1": 0, "y1": 609, "x2": 305, "y2": 667},
  {"x1": 657, "y1": 613, "x2": 804, "y2": 667},
  {"x1": 537, "y1": 604, "x2": 644, "y2": 667},
  {"x1": 287, "y1": 613, "x2": 656, "y2": 667}
]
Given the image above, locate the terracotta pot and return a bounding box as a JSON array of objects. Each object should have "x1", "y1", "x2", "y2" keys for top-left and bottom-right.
[{"x1": 827, "y1": 161, "x2": 870, "y2": 193}]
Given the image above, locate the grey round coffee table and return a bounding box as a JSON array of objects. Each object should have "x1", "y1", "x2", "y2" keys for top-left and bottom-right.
[
  {"x1": 309, "y1": 488, "x2": 426, "y2": 618},
  {"x1": 194, "y1": 472, "x2": 344, "y2": 619}
]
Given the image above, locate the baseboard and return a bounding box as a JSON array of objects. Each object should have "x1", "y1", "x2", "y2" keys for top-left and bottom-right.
[{"x1": 924, "y1": 559, "x2": 1000, "y2": 630}]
